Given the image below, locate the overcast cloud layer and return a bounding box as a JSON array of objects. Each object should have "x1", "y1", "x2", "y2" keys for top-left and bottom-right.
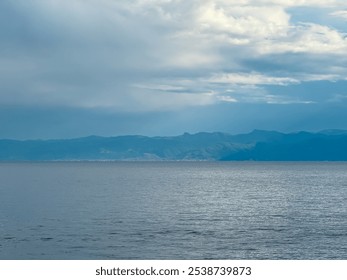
[{"x1": 1, "y1": 0, "x2": 347, "y2": 138}]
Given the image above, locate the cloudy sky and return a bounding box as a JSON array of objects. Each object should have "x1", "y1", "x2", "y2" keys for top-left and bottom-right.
[{"x1": 1, "y1": 0, "x2": 347, "y2": 139}]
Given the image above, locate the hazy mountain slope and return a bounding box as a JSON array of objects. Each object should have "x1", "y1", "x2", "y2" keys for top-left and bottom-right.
[{"x1": 1, "y1": 130, "x2": 346, "y2": 161}]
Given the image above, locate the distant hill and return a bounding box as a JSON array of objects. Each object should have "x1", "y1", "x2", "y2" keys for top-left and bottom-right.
[{"x1": 1, "y1": 130, "x2": 347, "y2": 161}]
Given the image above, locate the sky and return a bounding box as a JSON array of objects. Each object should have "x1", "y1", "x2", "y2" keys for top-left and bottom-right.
[{"x1": 1, "y1": 0, "x2": 347, "y2": 139}]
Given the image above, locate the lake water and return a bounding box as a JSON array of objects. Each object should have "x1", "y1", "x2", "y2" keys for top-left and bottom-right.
[{"x1": 0, "y1": 162, "x2": 346, "y2": 260}]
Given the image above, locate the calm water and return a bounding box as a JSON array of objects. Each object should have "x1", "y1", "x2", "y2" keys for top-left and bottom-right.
[{"x1": 0, "y1": 162, "x2": 346, "y2": 260}]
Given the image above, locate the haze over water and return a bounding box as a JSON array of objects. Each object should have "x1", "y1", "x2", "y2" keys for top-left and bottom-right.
[{"x1": 0, "y1": 162, "x2": 346, "y2": 259}]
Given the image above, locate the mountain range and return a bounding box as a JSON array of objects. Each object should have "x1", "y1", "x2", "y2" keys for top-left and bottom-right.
[{"x1": 1, "y1": 129, "x2": 347, "y2": 161}]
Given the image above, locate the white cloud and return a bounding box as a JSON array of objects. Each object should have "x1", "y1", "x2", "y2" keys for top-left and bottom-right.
[
  {"x1": 258, "y1": 23, "x2": 347, "y2": 54},
  {"x1": 196, "y1": 3, "x2": 290, "y2": 38},
  {"x1": 217, "y1": 95, "x2": 238, "y2": 103},
  {"x1": 330, "y1": 10, "x2": 347, "y2": 20},
  {"x1": 208, "y1": 72, "x2": 299, "y2": 85},
  {"x1": 135, "y1": 0, "x2": 347, "y2": 70},
  {"x1": 133, "y1": 84, "x2": 186, "y2": 92},
  {"x1": 301, "y1": 73, "x2": 343, "y2": 82},
  {"x1": 254, "y1": 0, "x2": 340, "y2": 7}
]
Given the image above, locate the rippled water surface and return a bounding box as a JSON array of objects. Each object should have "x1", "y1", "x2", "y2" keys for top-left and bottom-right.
[{"x1": 0, "y1": 162, "x2": 346, "y2": 259}]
